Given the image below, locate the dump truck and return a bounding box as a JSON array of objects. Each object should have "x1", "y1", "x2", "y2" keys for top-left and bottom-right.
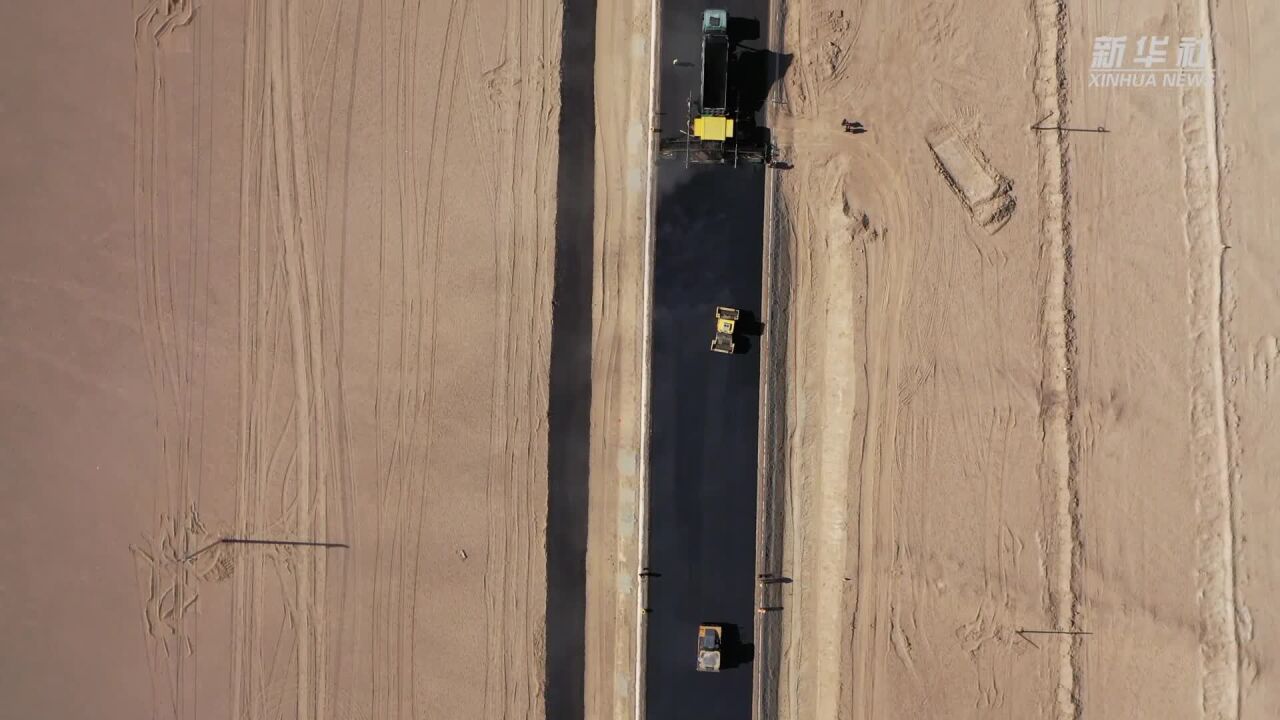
[
  {"x1": 697, "y1": 624, "x2": 723, "y2": 672},
  {"x1": 711, "y1": 306, "x2": 739, "y2": 354},
  {"x1": 695, "y1": 10, "x2": 732, "y2": 143},
  {"x1": 657, "y1": 9, "x2": 772, "y2": 166}
]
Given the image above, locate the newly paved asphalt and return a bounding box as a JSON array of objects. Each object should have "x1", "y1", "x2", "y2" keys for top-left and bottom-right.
[{"x1": 644, "y1": 2, "x2": 769, "y2": 718}]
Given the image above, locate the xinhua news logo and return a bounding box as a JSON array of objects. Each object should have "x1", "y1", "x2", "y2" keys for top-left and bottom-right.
[{"x1": 1089, "y1": 36, "x2": 1214, "y2": 88}]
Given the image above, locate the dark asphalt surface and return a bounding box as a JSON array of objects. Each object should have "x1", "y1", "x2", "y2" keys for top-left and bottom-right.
[
  {"x1": 645, "y1": 1, "x2": 768, "y2": 718},
  {"x1": 546, "y1": 0, "x2": 596, "y2": 717}
]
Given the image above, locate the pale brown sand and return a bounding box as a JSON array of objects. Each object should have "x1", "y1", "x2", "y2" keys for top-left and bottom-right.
[
  {"x1": 1, "y1": 3, "x2": 151, "y2": 717},
  {"x1": 582, "y1": 0, "x2": 657, "y2": 715},
  {"x1": 761, "y1": 0, "x2": 1280, "y2": 718},
  {"x1": 2, "y1": 0, "x2": 562, "y2": 717}
]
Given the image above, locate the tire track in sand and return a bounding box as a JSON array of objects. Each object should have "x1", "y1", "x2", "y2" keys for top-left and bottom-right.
[
  {"x1": 847, "y1": 181, "x2": 910, "y2": 720},
  {"x1": 130, "y1": 2, "x2": 206, "y2": 718},
  {"x1": 264, "y1": 2, "x2": 336, "y2": 716},
  {"x1": 1029, "y1": 1, "x2": 1081, "y2": 717},
  {"x1": 777, "y1": 160, "x2": 862, "y2": 720},
  {"x1": 230, "y1": 1, "x2": 352, "y2": 717},
  {"x1": 369, "y1": 0, "x2": 458, "y2": 715},
  {"x1": 478, "y1": 0, "x2": 558, "y2": 713},
  {"x1": 1176, "y1": 1, "x2": 1241, "y2": 716},
  {"x1": 231, "y1": 4, "x2": 275, "y2": 716}
]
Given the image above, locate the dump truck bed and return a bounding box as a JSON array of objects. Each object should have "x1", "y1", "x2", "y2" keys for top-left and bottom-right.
[{"x1": 700, "y1": 32, "x2": 729, "y2": 113}]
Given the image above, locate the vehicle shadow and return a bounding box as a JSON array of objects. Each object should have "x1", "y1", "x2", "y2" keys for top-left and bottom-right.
[
  {"x1": 728, "y1": 311, "x2": 764, "y2": 355},
  {"x1": 727, "y1": 16, "x2": 761, "y2": 44},
  {"x1": 730, "y1": 44, "x2": 791, "y2": 121},
  {"x1": 728, "y1": 23, "x2": 792, "y2": 168},
  {"x1": 738, "y1": 310, "x2": 766, "y2": 337},
  {"x1": 704, "y1": 622, "x2": 755, "y2": 670}
]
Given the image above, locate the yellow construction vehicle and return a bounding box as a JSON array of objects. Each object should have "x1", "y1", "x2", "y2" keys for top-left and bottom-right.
[
  {"x1": 711, "y1": 306, "x2": 739, "y2": 354},
  {"x1": 657, "y1": 9, "x2": 772, "y2": 167}
]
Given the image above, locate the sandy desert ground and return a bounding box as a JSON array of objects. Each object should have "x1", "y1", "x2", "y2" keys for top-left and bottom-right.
[
  {"x1": 581, "y1": 0, "x2": 655, "y2": 713},
  {"x1": 5, "y1": 0, "x2": 1280, "y2": 718},
  {"x1": 2, "y1": 0, "x2": 564, "y2": 717},
  {"x1": 761, "y1": 0, "x2": 1280, "y2": 718}
]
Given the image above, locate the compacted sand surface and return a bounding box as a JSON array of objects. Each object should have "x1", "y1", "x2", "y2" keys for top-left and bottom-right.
[
  {"x1": 3, "y1": 1, "x2": 562, "y2": 718},
  {"x1": 760, "y1": 0, "x2": 1280, "y2": 718}
]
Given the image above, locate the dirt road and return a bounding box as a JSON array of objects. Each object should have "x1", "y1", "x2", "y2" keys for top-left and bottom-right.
[
  {"x1": 576, "y1": 0, "x2": 660, "y2": 716},
  {"x1": 4, "y1": 0, "x2": 565, "y2": 717},
  {"x1": 764, "y1": 0, "x2": 1280, "y2": 717}
]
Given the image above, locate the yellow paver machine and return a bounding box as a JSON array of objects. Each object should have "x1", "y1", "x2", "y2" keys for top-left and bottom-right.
[{"x1": 658, "y1": 10, "x2": 772, "y2": 167}]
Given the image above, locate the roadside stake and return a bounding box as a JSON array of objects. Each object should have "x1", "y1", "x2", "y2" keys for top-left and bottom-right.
[
  {"x1": 1031, "y1": 112, "x2": 1109, "y2": 133},
  {"x1": 1015, "y1": 628, "x2": 1093, "y2": 650},
  {"x1": 182, "y1": 536, "x2": 350, "y2": 563}
]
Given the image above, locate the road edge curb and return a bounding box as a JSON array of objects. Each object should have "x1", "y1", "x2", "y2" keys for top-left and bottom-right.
[{"x1": 632, "y1": 0, "x2": 661, "y2": 716}]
